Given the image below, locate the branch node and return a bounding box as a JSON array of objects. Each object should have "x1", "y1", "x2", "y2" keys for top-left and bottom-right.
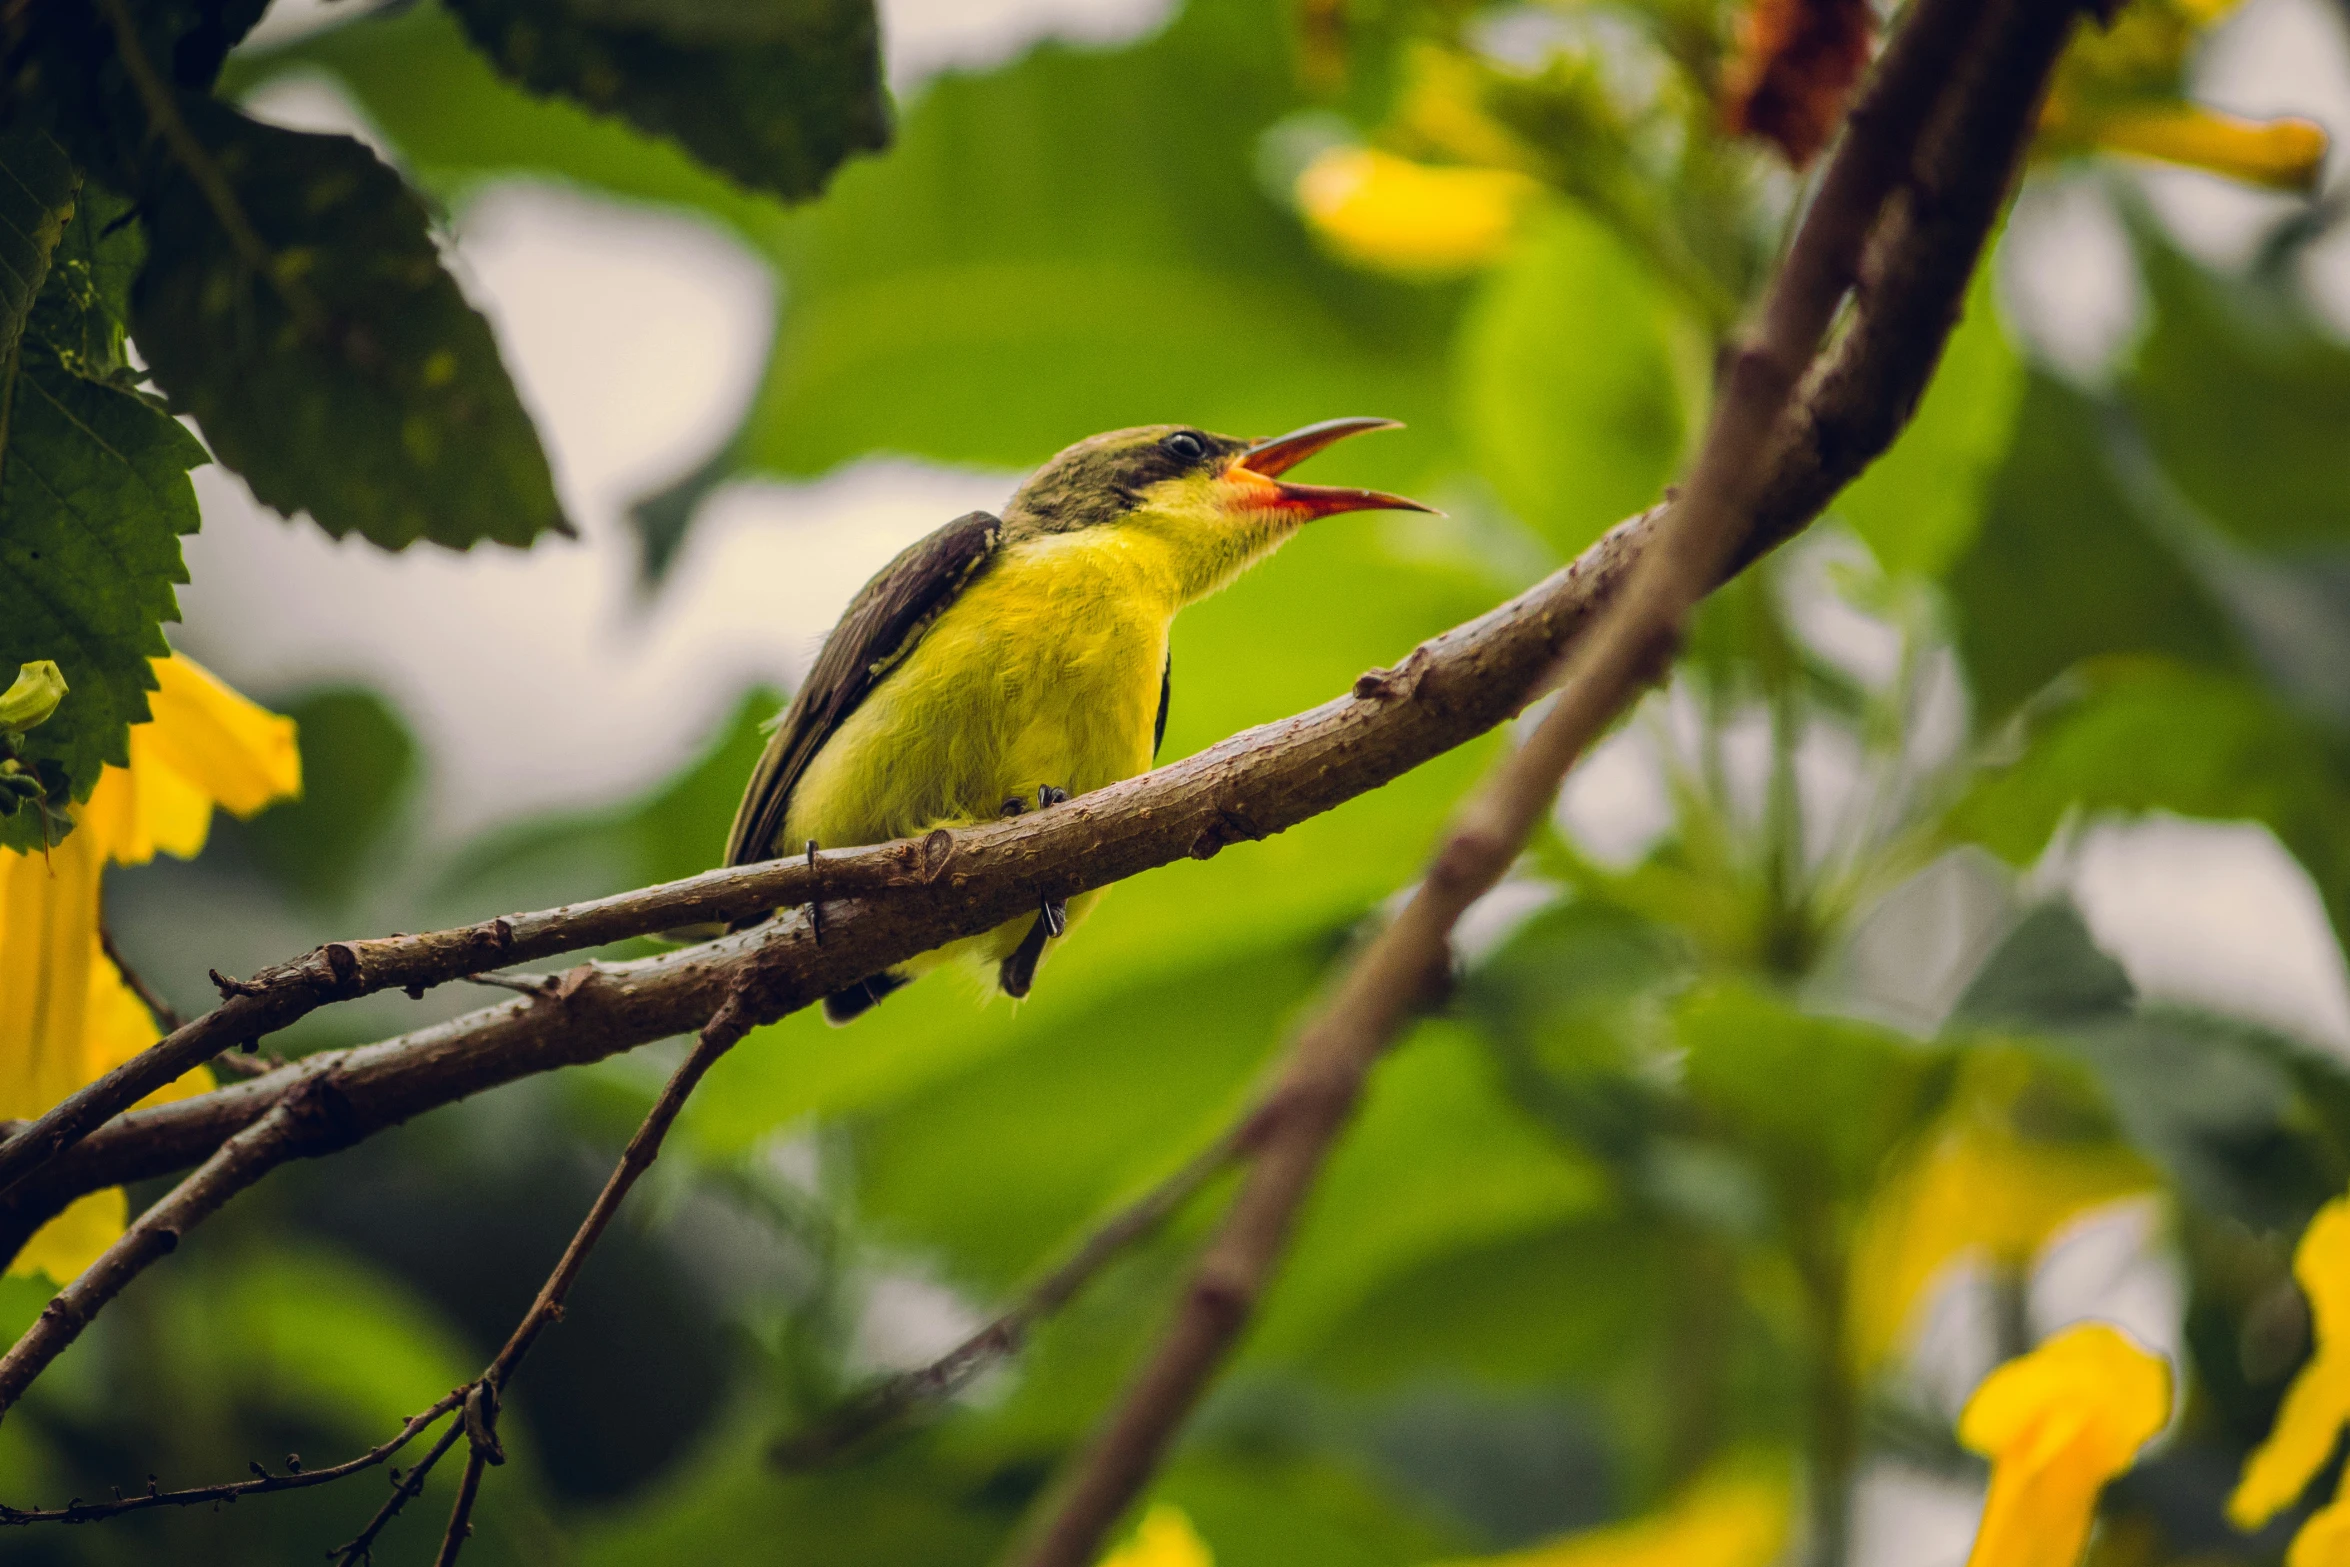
[
  {"x1": 919, "y1": 827, "x2": 955, "y2": 882},
  {"x1": 323, "y1": 944, "x2": 362, "y2": 994},
  {"x1": 461, "y1": 1382, "x2": 505, "y2": 1468},
  {"x1": 208, "y1": 968, "x2": 263, "y2": 999}
]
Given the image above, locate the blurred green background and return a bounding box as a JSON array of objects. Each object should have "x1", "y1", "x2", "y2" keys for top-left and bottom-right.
[{"x1": 14, "y1": 0, "x2": 2350, "y2": 1562}]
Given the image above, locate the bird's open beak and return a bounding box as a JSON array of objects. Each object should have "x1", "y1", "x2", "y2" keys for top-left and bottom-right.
[{"x1": 1222, "y1": 416, "x2": 1438, "y2": 519}]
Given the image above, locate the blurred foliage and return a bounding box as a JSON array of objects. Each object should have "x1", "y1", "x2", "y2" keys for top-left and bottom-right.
[{"x1": 14, "y1": 0, "x2": 2350, "y2": 1564}]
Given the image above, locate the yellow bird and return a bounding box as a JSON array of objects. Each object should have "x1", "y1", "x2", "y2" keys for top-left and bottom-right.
[{"x1": 723, "y1": 418, "x2": 1431, "y2": 1021}]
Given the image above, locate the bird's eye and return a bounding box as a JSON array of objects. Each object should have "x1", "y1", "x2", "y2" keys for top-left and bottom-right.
[{"x1": 1162, "y1": 431, "x2": 1208, "y2": 463}]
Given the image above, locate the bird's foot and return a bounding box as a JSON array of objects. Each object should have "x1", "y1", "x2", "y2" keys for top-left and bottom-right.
[
  {"x1": 996, "y1": 785, "x2": 1073, "y2": 995},
  {"x1": 1000, "y1": 784, "x2": 1071, "y2": 817},
  {"x1": 1000, "y1": 913, "x2": 1050, "y2": 999}
]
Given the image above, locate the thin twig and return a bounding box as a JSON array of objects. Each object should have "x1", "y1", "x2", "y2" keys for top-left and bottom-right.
[
  {"x1": 330, "y1": 1415, "x2": 467, "y2": 1566},
  {"x1": 457, "y1": 972, "x2": 558, "y2": 997},
  {"x1": 1004, "y1": 0, "x2": 2083, "y2": 1559},
  {"x1": 94, "y1": 916, "x2": 280, "y2": 1080},
  {"x1": 0, "y1": 1389, "x2": 462, "y2": 1526},
  {"x1": 430, "y1": 1443, "x2": 491, "y2": 1567},
  {"x1": 97, "y1": 918, "x2": 181, "y2": 1033},
  {"x1": 774, "y1": 1099, "x2": 1266, "y2": 1467},
  {"x1": 427, "y1": 993, "x2": 761, "y2": 1565}
]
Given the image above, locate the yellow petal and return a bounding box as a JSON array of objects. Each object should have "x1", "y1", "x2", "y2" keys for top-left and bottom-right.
[
  {"x1": 140, "y1": 653, "x2": 300, "y2": 818},
  {"x1": 2232, "y1": 1200, "x2": 2350, "y2": 1530},
  {"x1": 10, "y1": 1188, "x2": 127, "y2": 1285},
  {"x1": 1429, "y1": 1467, "x2": 1790, "y2": 1567},
  {"x1": 0, "y1": 826, "x2": 105, "y2": 1121},
  {"x1": 1100, "y1": 1504, "x2": 1213, "y2": 1567},
  {"x1": 84, "y1": 935, "x2": 209, "y2": 1106},
  {"x1": 1851, "y1": 1113, "x2": 2155, "y2": 1367},
  {"x1": 2291, "y1": 1496, "x2": 2350, "y2": 1567},
  {"x1": 1297, "y1": 148, "x2": 1538, "y2": 277},
  {"x1": 2092, "y1": 106, "x2": 2329, "y2": 193},
  {"x1": 1959, "y1": 1324, "x2": 2171, "y2": 1567}
]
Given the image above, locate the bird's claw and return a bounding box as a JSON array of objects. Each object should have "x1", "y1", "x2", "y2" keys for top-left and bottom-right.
[{"x1": 995, "y1": 786, "x2": 1073, "y2": 995}]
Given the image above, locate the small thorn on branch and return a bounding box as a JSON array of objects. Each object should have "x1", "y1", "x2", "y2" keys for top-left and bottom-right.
[{"x1": 209, "y1": 969, "x2": 265, "y2": 999}]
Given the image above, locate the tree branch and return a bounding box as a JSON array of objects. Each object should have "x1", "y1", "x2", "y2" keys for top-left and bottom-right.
[
  {"x1": 331, "y1": 1414, "x2": 468, "y2": 1566},
  {"x1": 0, "y1": 1388, "x2": 463, "y2": 1527},
  {"x1": 1003, "y1": 0, "x2": 2084, "y2": 1560},
  {"x1": 0, "y1": 502, "x2": 1662, "y2": 1259}
]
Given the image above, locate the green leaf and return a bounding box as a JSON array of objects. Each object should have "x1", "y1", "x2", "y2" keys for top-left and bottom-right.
[
  {"x1": 1950, "y1": 901, "x2": 2134, "y2": 1031},
  {"x1": 2049, "y1": 1010, "x2": 2319, "y2": 1230},
  {"x1": 2128, "y1": 236, "x2": 2350, "y2": 550},
  {"x1": 0, "y1": 1272, "x2": 51, "y2": 1345},
  {"x1": 1302, "y1": 1219, "x2": 1672, "y2": 1392},
  {"x1": 846, "y1": 940, "x2": 1314, "y2": 1289},
  {"x1": 130, "y1": 99, "x2": 570, "y2": 551},
  {"x1": 234, "y1": 685, "x2": 416, "y2": 907},
  {"x1": 1945, "y1": 374, "x2": 2237, "y2": 721},
  {"x1": 1944, "y1": 664, "x2": 2350, "y2": 940},
  {"x1": 1457, "y1": 204, "x2": 1687, "y2": 556},
  {"x1": 0, "y1": 132, "x2": 76, "y2": 361},
  {"x1": 0, "y1": 176, "x2": 204, "y2": 851},
  {"x1": 442, "y1": 0, "x2": 888, "y2": 202},
  {"x1": 1954, "y1": 906, "x2": 2341, "y2": 1229},
  {"x1": 1836, "y1": 262, "x2": 2023, "y2": 578},
  {"x1": 1157, "y1": 1447, "x2": 1466, "y2": 1567},
  {"x1": 1248, "y1": 1024, "x2": 1608, "y2": 1364},
  {"x1": 1676, "y1": 983, "x2": 1941, "y2": 1202}
]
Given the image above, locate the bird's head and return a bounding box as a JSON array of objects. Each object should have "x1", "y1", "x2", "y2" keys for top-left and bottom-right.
[{"x1": 1004, "y1": 417, "x2": 1435, "y2": 598}]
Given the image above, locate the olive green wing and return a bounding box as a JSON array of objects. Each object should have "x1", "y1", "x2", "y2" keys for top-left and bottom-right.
[
  {"x1": 1154, "y1": 652, "x2": 1170, "y2": 759},
  {"x1": 724, "y1": 510, "x2": 1005, "y2": 867}
]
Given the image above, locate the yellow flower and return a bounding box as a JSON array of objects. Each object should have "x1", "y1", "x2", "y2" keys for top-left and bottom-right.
[
  {"x1": 1849, "y1": 1081, "x2": 2158, "y2": 1368},
  {"x1": 1428, "y1": 1467, "x2": 1790, "y2": 1567},
  {"x1": 2083, "y1": 106, "x2": 2328, "y2": 194},
  {"x1": 1296, "y1": 147, "x2": 1539, "y2": 277},
  {"x1": 2289, "y1": 1499, "x2": 2350, "y2": 1567},
  {"x1": 1958, "y1": 1323, "x2": 2172, "y2": 1567},
  {"x1": 0, "y1": 652, "x2": 299, "y2": 1283},
  {"x1": 2230, "y1": 1198, "x2": 2350, "y2": 1535},
  {"x1": 2042, "y1": 0, "x2": 2331, "y2": 192},
  {"x1": 1099, "y1": 1504, "x2": 1211, "y2": 1567}
]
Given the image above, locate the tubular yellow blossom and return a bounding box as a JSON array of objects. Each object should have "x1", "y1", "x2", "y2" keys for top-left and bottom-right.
[
  {"x1": 1958, "y1": 1323, "x2": 2172, "y2": 1567},
  {"x1": 2230, "y1": 1199, "x2": 2350, "y2": 1534},
  {"x1": 1428, "y1": 1467, "x2": 1790, "y2": 1567},
  {"x1": 2087, "y1": 107, "x2": 2329, "y2": 194},
  {"x1": 1099, "y1": 1504, "x2": 1212, "y2": 1567},
  {"x1": 2289, "y1": 1499, "x2": 2350, "y2": 1567},
  {"x1": 2038, "y1": 0, "x2": 2329, "y2": 193},
  {"x1": 0, "y1": 652, "x2": 299, "y2": 1283},
  {"x1": 1296, "y1": 147, "x2": 1539, "y2": 278},
  {"x1": 1849, "y1": 1102, "x2": 2157, "y2": 1368}
]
